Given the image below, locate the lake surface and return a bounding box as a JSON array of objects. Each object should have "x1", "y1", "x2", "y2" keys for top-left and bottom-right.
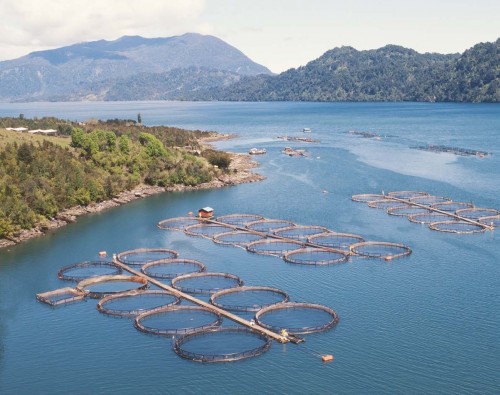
[{"x1": 0, "y1": 101, "x2": 499, "y2": 394}]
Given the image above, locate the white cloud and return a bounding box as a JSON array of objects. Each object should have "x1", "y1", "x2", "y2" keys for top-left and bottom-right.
[{"x1": 0, "y1": 0, "x2": 207, "y2": 60}]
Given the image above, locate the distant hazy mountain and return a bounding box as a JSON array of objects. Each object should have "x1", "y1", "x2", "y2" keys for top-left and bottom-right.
[
  {"x1": 0, "y1": 33, "x2": 272, "y2": 101},
  {"x1": 210, "y1": 39, "x2": 499, "y2": 102}
]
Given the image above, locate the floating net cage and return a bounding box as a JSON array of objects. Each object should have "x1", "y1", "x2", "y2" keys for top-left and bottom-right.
[
  {"x1": 246, "y1": 239, "x2": 305, "y2": 257},
  {"x1": 216, "y1": 213, "x2": 265, "y2": 227},
  {"x1": 283, "y1": 248, "x2": 349, "y2": 266},
  {"x1": 255, "y1": 302, "x2": 339, "y2": 335},
  {"x1": 76, "y1": 275, "x2": 148, "y2": 299},
  {"x1": 212, "y1": 231, "x2": 267, "y2": 248},
  {"x1": 428, "y1": 221, "x2": 486, "y2": 234},
  {"x1": 455, "y1": 208, "x2": 499, "y2": 220},
  {"x1": 97, "y1": 290, "x2": 180, "y2": 317},
  {"x1": 431, "y1": 201, "x2": 474, "y2": 213},
  {"x1": 308, "y1": 232, "x2": 365, "y2": 251},
  {"x1": 135, "y1": 306, "x2": 223, "y2": 336},
  {"x1": 409, "y1": 195, "x2": 451, "y2": 206},
  {"x1": 349, "y1": 241, "x2": 412, "y2": 260},
  {"x1": 57, "y1": 261, "x2": 122, "y2": 281},
  {"x1": 273, "y1": 225, "x2": 330, "y2": 240},
  {"x1": 246, "y1": 219, "x2": 296, "y2": 233},
  {"x1": 210, "y1": 286, "x2": 289, "y2": 312},
  {"x1": 479, "y1": 215, "x2": 500, "y2": 228},
  {"x1": 367, "y1": 200, "x2": 410, "y2": 210},
  {"x1": 116, "y1": 248, "x2": 178, "y2": 266},
  {"x1": 387, "y1": 191, "x2": 430, "y2": 199},
  {"x1": 171, "y1": 272, "x2": 244, "y2": 294},
  {"x1": 184, "y1": 223, "x2": 233, "y2": 239},
  {"x1": 173, "y1": 327, "x2": 272, "y2": 363},
  {"x1": 408, "y1": 212, "x2": 452, "y2": 224},
  {"x1": 141, "y1": 258, "x2": 206, "y2": 280},
  {"x1": 36, "y1": 287, "x2": 87, "y2": 306},
  {"x1": 386, "y1": 206, "x2": 431, "y2": 217},
  {"x1": 351, "y1": 193, "x2": 384, "y2": 202},
  {"x1": 157, "y1": 217, "x2": 201, "y2": 231}
]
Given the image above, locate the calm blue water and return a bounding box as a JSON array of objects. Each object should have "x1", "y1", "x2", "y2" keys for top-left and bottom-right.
[{"x1": 0, "y1": 102, "x2": 499, "y2": 394}]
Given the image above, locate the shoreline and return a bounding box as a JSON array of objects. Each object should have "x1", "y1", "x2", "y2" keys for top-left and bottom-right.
[{"x1": 0, "y1": 149, "x2": 265, "y2": 250}]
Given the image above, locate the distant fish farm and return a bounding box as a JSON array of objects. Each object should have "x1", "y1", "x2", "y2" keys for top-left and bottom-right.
[{"x1": 411, "y1": 144, "x2": 490, "y2": 157}]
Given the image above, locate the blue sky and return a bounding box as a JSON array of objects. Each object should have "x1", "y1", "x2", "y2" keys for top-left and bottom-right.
[{"x1": 0, "y1": 0, "x2": 498, "y2": 72}]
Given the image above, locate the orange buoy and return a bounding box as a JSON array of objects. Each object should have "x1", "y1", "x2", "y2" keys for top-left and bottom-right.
[
  {"x1": 99, "y1": 251, "x2": 107, "y2": 257},
  {"x1": 321, "y1": 354, "x2": 334, "y2": 362},
  {"x1": 384, "y1": 256, "x2": 393, "y2": 261}
]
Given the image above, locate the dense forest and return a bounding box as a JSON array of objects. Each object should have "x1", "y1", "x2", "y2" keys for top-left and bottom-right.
[
  {"x1": 211, "y1": 39, "x2": 499, "y2": 102},
  {"x1": 0, "y1": 117, "x2": 230, "y2": 238}
]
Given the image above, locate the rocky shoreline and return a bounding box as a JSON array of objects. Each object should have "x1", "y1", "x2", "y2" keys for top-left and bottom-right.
[{"x1": 0, "y1": 151, "x2": 264, "y2": 249}]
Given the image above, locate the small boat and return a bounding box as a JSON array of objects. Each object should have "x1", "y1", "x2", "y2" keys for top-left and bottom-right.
[
  {"x1": 249, "y1": 148, "x2": 267, "y2": 155},
  {"x1": 303, "y1": 128, "x2": 311, "y2": 133}
]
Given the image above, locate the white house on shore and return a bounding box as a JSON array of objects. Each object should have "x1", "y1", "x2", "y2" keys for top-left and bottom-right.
[{"x1": 28, "y1": 129, "x2": 58, "y2": 135}]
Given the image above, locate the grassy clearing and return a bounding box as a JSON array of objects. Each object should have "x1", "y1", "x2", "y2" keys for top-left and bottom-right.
[{"x1": 0, "y1": 129, "x2": 72, "y2": 149}]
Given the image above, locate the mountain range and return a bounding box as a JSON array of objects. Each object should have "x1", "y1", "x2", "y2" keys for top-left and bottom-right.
[{"x1": 0, "y1": 34, "x2": 497, "y2": 102}]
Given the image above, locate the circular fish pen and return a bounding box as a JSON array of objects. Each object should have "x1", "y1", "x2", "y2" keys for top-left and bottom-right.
[
  {"x1": 57, "y1": 261, "x2": 122, "y2": 281},
  {"x1": 429, "y1": 221, "x2": 486, "y2": 234},
  {"x1": 141, "y1": 258, "x2": 206, "y2": 280},
  {"x1": 283, "y1": 248, "x2": 349, "y2": 266},
  {"x1": 97, "y1": 290, "x2": 180, "y2": 317},
  {"x1": 273, "y1": 225, "x2": 330, "y2": 241},
  {"x1": 386, "y1": 206, "x2": 431, "y2": 217},
  {"x1": 184, "y1": 223, "x2": 233, "y2": 239},
  {"x1": 135, "y1": 306, "x2": 223, "y2": 336},
  {"x1": 212, "y1": 230, "x2": 267, "y2": 248},
  {"x1": 409, "y1": 195, "x2": 451, "y2": 206},
  {"x1": 479, "y1": 215, "x2": 500, "y2": 228},
  {"x1": 367, "y1": 200, "x2": 410, "y2": 210},
  {"x1": 246, "y1": 219, "x2": 296, "y2": 233},
  {"x1": 255, "y1": 302, "x2": 339, "y2": 335},
  {"x1": 76, "y1": 275, "x2": 149, "y2": 298},
  {"x1": 308, "y1": 232, "x2": 365, "y2": 251},
  {"x1": 431, "y1": 201, "x2": 474, "y2": 212},
  {"x1": 157, "y1": 217, "x2": 201, "y2": 231},
  {"x1": 408, "y1": 212, "x2": 452, "y2": 224},
  {"x1": 351, "y1": 193, "x2": 384, "y2": 202},
  {"x1": 171, "y1": 272, "x2": 244, "y2": 294},
  {"x1": 116, "y1": 248, "x2": 178, "y2": 266},
  {"x1": 246, "y1": 239, "x2": 305, "y2": 257},
  {"x1": 210, "y1": 286, "x2": 289, "y2": 312},
  {"x1": 387, "y1": 191, "x2": 430, "y2": 199},
  {"x1": 455, "y1": 208, "x2": 499, "y2": 220},
  {"x1": 349, "y1": 241, "x2": 412, "y2": 260},
  {"x1": 173, "y1": 327, "x2": 272, "y2": 363},
  {"x1": 216, "y1": 213, "x2": 265, "y2": 227}
]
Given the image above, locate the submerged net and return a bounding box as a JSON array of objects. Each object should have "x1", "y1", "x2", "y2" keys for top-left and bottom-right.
[
  {"x1": 246, "y1": 239, "x2": 304, "y2": 257},
  {"x1": 135, "y1": 306, "x2": 223, "y2": 336},
  {"x1": 386, "y1": 206, "x2": 431, "y2": 217},
  {"x1": 97, "y1": 290, "x2": 180, "y2": 317},
  {"x1": 210, "y1": 286, "x2": 289, "y2": 312},
  {"x1": 431, "y1": 202, "x2": 474, "y2": 213},
  {"x1": 429, "y1": 221, "x2": 486, "y2": 234},
  {"x1": 255, "y1": 302, "x2": 339, "y2": 335},
  {"x1": 273, "y1": 225, "x2": 330, "y2": 240},
  {"x1": 351, "y1": 193, "x2": 384, "y2": 202},
  {"x1": 116, "y1": 248, "x2": 178, "y2": 266},
  {"x1": 455, "y1": 208, "x2": 499, "y2": 220},
  {"x1": 76, "y1": 275, "x2": 148, "y2": 298},
  {"x1": 349, "y1": 241, "x2": 412, "y2": 260},
  {"x1": 409, "y1": 195, "x2": 451, "y2": 206},
  {"x1": 212, "y1": 231, "x2": 267, "y2": 248},
  {"x1": 283, "y1": 248, "x2": 349, "y2": 265},
  {"x1": 216, "y1": 214, "x2": 265, "y2": 227},
  {"x1": 157, "y1": 217, "x2": 201, "y2": 231},
  {"x1": 387, "y1": 191, "x2": 429, "y2": 199},
  {"x1": 367, "y1": 200, "x2": 411, "y2": 210},
  {"x1": 246, "y1": 219, "x2": 296, "y2": 233},
  {"x1": 173, "y1": 327, "x2": 272, "y2": 363},
  {"x1": 184, "y1": 223, "x2": 233, "y2": 239},
  {"x1": 479, "y1": 215, "x2": 500, "y2": 228},
  {"x1": 36, "y1": 287, "x2": 87, "y2": 306},
  {"x1": 171, "y1": 272, "x2": 244, "y2": 294},
  {"x1": 57, "y1": 261, "x2": 121, "y2": 281},
  {"x1": 408, "y1": 212, "x2": 452, "y2": 224},
  {"x1": 308, "y1": 232, "x2": 365, "y2": 251},
  {"x1": 141, "y1": 258, "x2": 206, "y2": 279}
]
